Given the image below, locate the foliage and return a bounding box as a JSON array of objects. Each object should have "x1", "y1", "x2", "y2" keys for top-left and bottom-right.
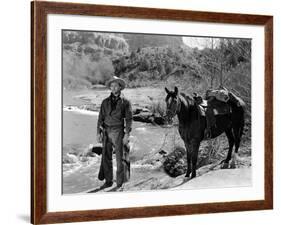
[
  {"x1": 63, "y1": 50, "x2": 114, "y2": 89},
  {"x1": 62, "y1": 31, "x2": 128, "y2": 89}
]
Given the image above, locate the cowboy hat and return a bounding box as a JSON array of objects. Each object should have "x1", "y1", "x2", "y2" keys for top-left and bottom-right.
[{"x1": 106, "y1": 76, "x2": 126, "y2": 90}]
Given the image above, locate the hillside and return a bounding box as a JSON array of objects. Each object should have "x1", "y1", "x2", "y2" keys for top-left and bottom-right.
[
  {"x1": 62, "y1": 31, "x2": 251, "y2": 125},
  {"x1": 62, "y1": 31, "x2": 250, "y2": 95},
  {"x1": 123, "y1": 33, "x2": 183, "y2": 51},
  {"x1": 63, "y1": 31, "x2": 129, "y2": 89},
  {"x1": 62, "y1": 31, "x2": 186, "y2": 89}
]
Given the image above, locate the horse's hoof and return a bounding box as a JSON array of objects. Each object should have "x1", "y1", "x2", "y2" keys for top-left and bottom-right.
[
  {"x1": 230, "y1": 161, "x2": 236, "y2": 169},
  {"x1": 185, "y1": 171, "x2": 191, "y2": 178},
  {"x1": 191, "y1": 173, "x2": 196, "y2": 179},
  {"x1": 221, "y1": 162, "x2": 229, "y2": 169}
]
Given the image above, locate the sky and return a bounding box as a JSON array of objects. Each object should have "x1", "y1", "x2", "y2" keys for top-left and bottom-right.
[{"x1": 182, "y1": 36, "x2": 220, "y2": 49}]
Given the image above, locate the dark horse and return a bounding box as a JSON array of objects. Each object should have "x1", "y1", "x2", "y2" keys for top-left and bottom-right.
[{"x1": 165, "y1": 87, "x2": 245, "y2": 179}]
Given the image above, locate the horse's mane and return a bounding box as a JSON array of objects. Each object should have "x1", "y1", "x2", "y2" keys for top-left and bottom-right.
[
  {"x1": 179, "y1": 92, "x2": 194, "y2": 107},
  {"x1": 179, "y1": 92, "x2": 200, "y2": 122}
]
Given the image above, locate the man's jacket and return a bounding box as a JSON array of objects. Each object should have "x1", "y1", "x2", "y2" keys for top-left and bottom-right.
[{"x1": 97, "y1": 93, "x2": 133, "y2": 134}]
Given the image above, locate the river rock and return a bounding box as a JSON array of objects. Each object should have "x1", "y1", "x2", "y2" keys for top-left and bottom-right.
[
  {"x1": 63, "y1": 153, "x2": 79, "y2": 164},
  {"x1": 153, "y1": 116, "x2": 165, "y2": 125},
  {"x1": 133, "y1": 107, "x2": 150, "y2": 115},
  {"x1": 133, "y1": 111, "x2": 165, "y2": 125},
  {"x1": 78, "y1": 104, "x2": 100, "y2": 111}
]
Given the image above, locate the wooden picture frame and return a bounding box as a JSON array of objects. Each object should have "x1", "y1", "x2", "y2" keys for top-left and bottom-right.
[{"x1": 31, "y1": 1, "x2": 273, "y2": 224}]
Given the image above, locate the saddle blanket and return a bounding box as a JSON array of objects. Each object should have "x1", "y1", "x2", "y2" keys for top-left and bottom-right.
[{"x1": 198, "y1": 100, "x2": 231, "y2": 117}]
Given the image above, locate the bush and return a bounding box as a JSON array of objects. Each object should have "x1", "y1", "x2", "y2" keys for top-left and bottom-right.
[
  {"x1": 63, "y1": 76, "x2": 92, "y2": 90},
  {"x1": 63, "y1": 50, "x2": 114, "y2": 88},
  {"x1": 139, "y1": 58, "x2": 150, "y2": 71}
]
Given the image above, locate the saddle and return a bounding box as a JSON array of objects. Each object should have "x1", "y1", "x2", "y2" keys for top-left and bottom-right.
[
  {"x1": 193, "y1": 92, "x2": 232, "y2": 117},
  {"x1": 205, "y1": 87, "x2": 245, "y2": 108},
  {"x1": 198, "y1": 99, "x2": 231, "y2": 117},
  {"x1": 193, "y1": 88, "x2": 244, "y2": 139}
]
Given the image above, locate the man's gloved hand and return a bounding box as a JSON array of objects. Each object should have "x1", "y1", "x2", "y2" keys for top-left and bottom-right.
[
  {"x1": 97, "y1": 133, "x2": 103, "y2": 143},
  {"x1": 123, "y1": 133, "x2": 130, "y2": 145}
]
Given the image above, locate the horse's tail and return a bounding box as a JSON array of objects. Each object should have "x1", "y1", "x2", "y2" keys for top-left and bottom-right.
[
  {"x1": 236, "y1": 105, "x2": 245, "y2": 138},
  {"x1": 230, "y1": 102, "x2": 245, "y2": 138},
  {"x1": 239, "y1": 111, "x2": 245, "y2": 138}
]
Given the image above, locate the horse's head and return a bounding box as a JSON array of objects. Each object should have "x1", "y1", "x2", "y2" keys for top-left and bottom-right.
[{"x1": 164, "y1": 87, "x2": 181, "y2": 123}]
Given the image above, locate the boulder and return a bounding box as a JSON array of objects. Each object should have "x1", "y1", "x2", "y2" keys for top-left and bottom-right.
[{"x1": 133, "y1": 112, "x2": 165, "y2": 125}]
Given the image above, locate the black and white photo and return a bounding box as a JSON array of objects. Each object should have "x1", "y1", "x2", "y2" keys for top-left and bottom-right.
[{"x1": 62, "y1": 30, "x2": 252, "y2": 194}]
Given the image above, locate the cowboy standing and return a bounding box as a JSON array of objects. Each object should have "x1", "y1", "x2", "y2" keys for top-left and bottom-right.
[{"x1": 97, "y1": 76, "x2": 133, "y2": 189}]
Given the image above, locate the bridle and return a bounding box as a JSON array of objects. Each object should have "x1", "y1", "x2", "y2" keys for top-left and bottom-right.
[{"x1": 166, "y1": 95, "x2": 182, "y2": 120}]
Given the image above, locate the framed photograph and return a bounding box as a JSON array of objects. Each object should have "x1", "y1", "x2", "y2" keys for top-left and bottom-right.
[{"x1": 31, "y1": 1, "x2": 273, "y2": 224}]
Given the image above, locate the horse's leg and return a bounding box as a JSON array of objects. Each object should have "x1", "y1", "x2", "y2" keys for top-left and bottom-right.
[
  {"x1": 230, "y1": 127, "x2": 242, "y2": 168},
  {"x1": 190, "y1": 140, "x2": 200, "y2": 178},
  {"x1": 222, "y1": 129, "x2": 235, "y2": 169},
  {"x1": 185, "y1": 142, "x2": 192, "y2": 178}
]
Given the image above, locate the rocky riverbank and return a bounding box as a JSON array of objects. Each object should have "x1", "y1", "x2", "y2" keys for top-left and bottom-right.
[{"x1": 62, "y1": 88, "x2": 251, "y2": 194}]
